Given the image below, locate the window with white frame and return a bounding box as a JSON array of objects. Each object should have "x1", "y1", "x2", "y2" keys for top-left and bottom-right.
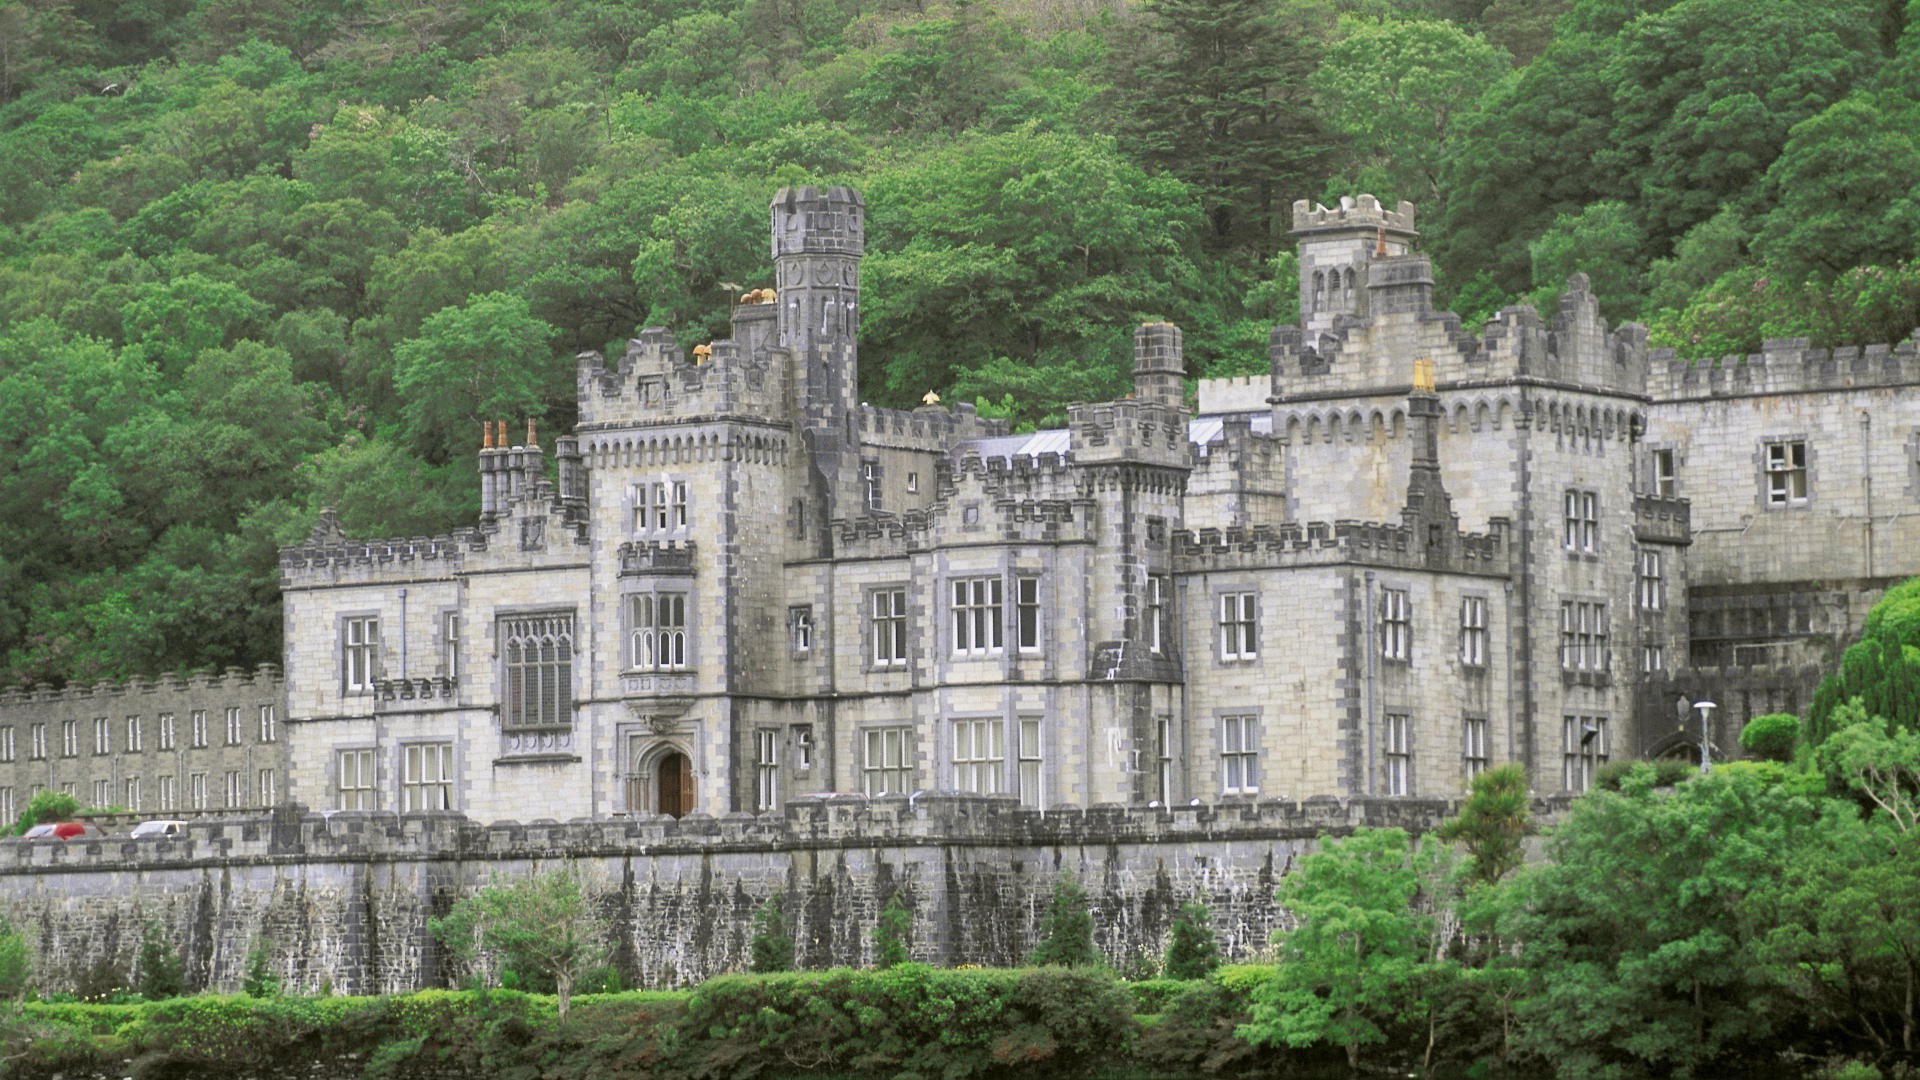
[
  {"x1": 1015, "y1": 577, "x2": 1040, "y2": 652},
  {"x1": 862, "y1": 727, "x2": 911, "y2": 796},
  {"x1": 337, "y1": 749, "x2": 375, "y2": 810},
  {"x1": 1018, "y1": 717, "x2": 1042, "y2": 806},
  {"x1": 1380, "y1": 588, "x2": 1411, "y2": 661},
  {"x1": 1651, "y1": 448, "x2": 1676, "y2": 496},
  {"x1": 1460, "y1": 596, "x2": 1487, "y2": 667},
  {"x1": 1219, "y1": 592, "x2": 1257, "y2": 661},
  {"x1": 1765, "y1": 440, "x2": 1808, "y2": 505},
  {"x1": 30, "y1": 723, "x2": 46, "y2": 760},
  {"x1": 189, "y1": 772, "x2": 207, "y2": 810},
  {"x1": 224, "y1": 770, "x2": 244, "y2": 809},
  {"x1": 862, "y1": 459, "x2": 883, "y2": 511},
  {"x1": 1564, "y1": 490, "x2": 1599, "y2": 552},
  {"x1": 1220, "y1": 714, "x2": 1258, "y2": 795},
  {"x1": 0, "y1": 788, "x2": 11, "y2": 824},
  {"x1": 1563, "y1": 715, "x2": 1609, "y2": 791},
  {"x1": 0, "y1": 726, "x2": 12, "y2": 762},
  {"x1": 789, "y1": 606, "x2": 813, "y2": 653},
  {"x1": 502, "y1": 613, "x2": 575, "y2": 728},
  {"x1": 343, "y1": 615, "x2": 379, "y2": 692},
  {"x1": 653, "y1": 481, "x2": 670, "y2": 529},
  {"x1": 225, "y1": 707, "x2": 242, "y2": 746},
  {"x1": 259, "y1": 705, "x2": 276, "y2": 743},
  {"x1": 1463, "y1": 717, "x2": 1489, "y2": 781},
  {"x1": 951, "y1": 577, "x2": 1004, "y2": 656},
  {"x1": 259, "y1": 768, "x2": 276, "y2": 806},
  {"x1": 191, "y1": 710, "x2": 207, "y2": 748},
  {"x1": 124, "y1": 777, "x2": 141, "y2": 811},
  {"x1": 159, "y1": 714, "x2": 175, "y2": 751},
  {"x1": 872, "y1": 588, "x2": 908, "y2": 667},
  {"x1": 755, "y1": 729, "x2": 780, "y2": 811},
  {"x1": 402, "y1": 743, "x2": 452, "y2": 811},
  {"x1": 60, "y1": 782, "x2": 74, "y2": 797},
  {"x1": 628, "y1": 593, "x2": 688, "y2": 671},
  {"x1": 93, "y1": 716, "x2": 109, "y2": 755},
  {"x1": 1642, "y1": 642, "x2": 1665, "y2": 672},
  {"x1": 907, "y1": 471, "x2": 919, "y2": 494},
  {"x1": 1385, "y1": 713, "x2": 1412, "y2": 796},
  {"x1": 673, "y1": 481, "x2": 689, "y2": 528},
  {"x1": 159, "y1": 775, "x2": 176, "y2": 811},
  {"x1": 1637, "y1": 549, "x2": 1665, "y2": 611},
  {"x1": 92, "y1": 779, "x2": 109, "y2": 806},
  {"x1": 1147, "y1": 574, "x2": 1169, "y2": 655},
  {"x1": 61, "y1": 719, "x2": 77, "y2": 757},
  {"x1": 443, "y1": 612, "x2": 461, "y2": 683},
  {"x1": 953, "y1": 718, "x2": 1004, "y2": 794},
  {"x1": 126, "y1": 716, "x2": 142, "y2": 753},
  {"x1": 1559, "y1": 601, "x2": 1610, "y2": 671},
  {"x1": 793, "y1": 724, "x2": 814, "y2": 770}
]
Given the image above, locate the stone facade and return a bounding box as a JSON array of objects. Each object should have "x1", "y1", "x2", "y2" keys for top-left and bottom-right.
[
  {"x1": 6, "y1": 186, "x2": 1918, "y2": 828},
  {"x1": 0, "y1": 795, "x2": 1488, "y2": 993},
  {"x1": 0, "y1": 666, "x2": 286, "y2": 825}
]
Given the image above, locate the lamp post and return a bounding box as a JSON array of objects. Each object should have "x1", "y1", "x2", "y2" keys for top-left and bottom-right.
[{"x1": 1695, "y1": 699, "x2": 1717, "y2": 773}]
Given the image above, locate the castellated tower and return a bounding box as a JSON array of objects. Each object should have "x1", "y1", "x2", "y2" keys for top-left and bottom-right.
[
  {"x1": 1294, "y1": 194, "x2": 1418, "y2": 335},
  {"x1": 773, "y1": 186, "x2": 866, "y2": 525}
]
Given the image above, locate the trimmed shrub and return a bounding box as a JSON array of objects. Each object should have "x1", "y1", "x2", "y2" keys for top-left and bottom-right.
[
  {"x1": 1740, "y1": 713, "x2": 1801, "y2": 762},
  {"x1": 1028, "y1": 875, "x2": 1099, "y2": 968},
  {"x1": 1162, "y1": 901, "x2": 1221, "y2": 980},
  {"x1": 873, "y1": 892, "x2": 912, "y2": 969},
  {"x1": 136, "y1": 923, "x2": 185, "y2": 1001},
  {"x1": 749, "y1": 892, "x2": 794, "y2": 974}
]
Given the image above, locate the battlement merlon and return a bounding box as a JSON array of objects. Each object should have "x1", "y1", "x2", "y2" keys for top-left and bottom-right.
[
  {"x1": 1133, "y1": 321, "x2": 1185, "y2": 407},
  {"x1": 1633, "y1": 494, "x2": 1692, "y2": 546},
  {"x1": 575, "y1": 329, "x2": 790, "y2": 429},
  {"x1": 771, "y1": 185, "x2": 865, "y2": 259},
  {"x1": 1647, "y1": 331, "x2": 1920, "y2": 401},
  {"x1": 857, "y1": 401, "x2": 1008, "y2": 451},
  {"x1": 1068, "y1": 398, "x2": 1193, "y2": 467},
  {"x1": 1173, "y1": 518, "x2": 1511, "y2": 576},
  {"x1": 0, "y1": 663, "x2": 282, "y2": 706}
]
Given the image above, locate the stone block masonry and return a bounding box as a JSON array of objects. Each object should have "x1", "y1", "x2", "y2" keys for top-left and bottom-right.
[{"x1": 0, "y1": 794, "x2": 1549, "y2": 994}]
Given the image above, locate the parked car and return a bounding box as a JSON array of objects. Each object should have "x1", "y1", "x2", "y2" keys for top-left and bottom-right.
[
  {"x1": 130, "y1": 819, "x2": 186, "y2": 838},
  {"x1": 21, "y1": 822, "x2": 100, "y2": 840}
]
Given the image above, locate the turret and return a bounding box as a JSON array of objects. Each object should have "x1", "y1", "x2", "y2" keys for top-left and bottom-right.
[
  {"x1": 773, "y1": 185, "x2": 867, "y2": 523},
  {"x1": 1292, "y1": 195, "x2": 1418, "y2": 334}
]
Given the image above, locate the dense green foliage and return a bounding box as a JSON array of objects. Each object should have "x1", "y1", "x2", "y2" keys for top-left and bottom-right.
[
  {"x1": 0, "y1": 0, "x2": 1915, "y2": 687},
  {"x1": 872, "y1": 892, "x2": 913, "y2": 970},
  {"x1": 428, "y1": 869, "x2": 604, "y2": 1021},
  {"x1": 1162, "y1": 901, "x2": 1221, "y2": 980},
  {"x1": 748, "y1": 891, "x2": 796, "y2": 974},
  {"x1": 7, "y1": 789, "x2": 78, "y2": 836},
  {"x1": 1028, "y1": 874, "x2": 1100, "y2": 968}
]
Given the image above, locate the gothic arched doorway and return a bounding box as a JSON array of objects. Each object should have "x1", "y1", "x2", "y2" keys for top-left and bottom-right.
[{"x1": 657, "y1": 751, "x2": 694, "y2": 818}]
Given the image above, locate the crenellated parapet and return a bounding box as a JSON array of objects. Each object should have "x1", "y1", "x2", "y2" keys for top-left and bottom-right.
[
  {"x1": 0, "y1": 793, "x2": 1576, "y2": 871},
  {"x1": 1633, "y1": 494, "x2": 1692, "y2": 545},
  {"x1": 279, "y1": 532, "x2": 474, "y2": 585},
  {"x1": 1174, "y1": 517, "x2": 1511, "y2": 577},
  {"x1": 575, "y1": 324, "x2": 790, "y2": 430},
  {"x1": 1269, "y1": 271, "x2": 1651, "y2": 401},
  {"x1": 617, "y1": 539, "x2": 697, "y2": 576},
  {"x1": 857, "y1": 400, "x2": 1007, "y2": 450},
  {"x1": 0, "y1": 663, "x2": 282, "y2": 705},
  {"x1": 1647, "y1": 332, "x2": 1920, "y2": 401},
  {"x1": 1068, "y1": 399, "x2": 1191, "y2": 467},
  {"x1": 371, "y1": 676, "x2": 458, "y2": 709}
]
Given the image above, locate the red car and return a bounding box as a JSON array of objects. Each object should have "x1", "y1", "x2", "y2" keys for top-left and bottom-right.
[{"x1": 21, "y1": 822, "x2": 100, "y2": 840}]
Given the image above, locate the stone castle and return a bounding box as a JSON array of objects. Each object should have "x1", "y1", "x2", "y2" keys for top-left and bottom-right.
[{"x1": 4, "y1": 186, "x2": 1919, "y2": 829}]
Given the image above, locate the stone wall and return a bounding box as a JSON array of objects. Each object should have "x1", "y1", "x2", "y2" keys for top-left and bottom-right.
[{"x1": 0, "y1": 794, "x2": 1523, "y2": 995}]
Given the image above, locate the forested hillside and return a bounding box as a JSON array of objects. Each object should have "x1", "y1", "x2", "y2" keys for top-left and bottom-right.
[{"x1": 0, "y1": 0, "x2": 1915, "y2": 687}]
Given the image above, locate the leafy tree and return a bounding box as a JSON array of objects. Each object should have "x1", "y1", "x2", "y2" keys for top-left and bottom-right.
[
  {"x1": 1807, "y1": 633, "x2": 1920, "y2": 748},
  {"x1": 1501, "y1": 763, "x2": 1829, "y2": 1075},
  {"x1": 749, "y1": 891, "x2": 795, "y2": 974},
  {"x1": 1115, "y1": 0, "x2": 1328, "y2": 251},
  {"x1": 1311, "y1": 16, "x2": 1510, "y2": 218},
  {"x1": 1162, "y1": 900, "x2": 1220, "y2": 980},
  {"x1": 1242, "y1": 827, "x2": 1446, "y2": 1074},
  {"x1": 242, "y1": 938, "x2": 279, "y2": 998},
  {"x1": 1527, "y1": 200, "x2": 1647, "y2": 322},
  {"x1": 872, "y1": 892, "x2": 912, "y2": 970},
  {"x1": 429, "y1": 869, "x2": 605, "y2": 1023},
  {"x1": 1739, "y1": 713, "x2": 1801, "y2": 763},
  {"x1": 1644, "y1": 205, "x2": 1750, "y2": 315},
  {"x1": 392, "y1": 291, "x2": 558, "y2": 466},
  {"x1": 1436, "y1": 762, "x2": 1532, "y2": 887},
  {"x1": 0, "y1": 919, "x2": 26, "y2": 1000},
  {"x1": 135, "y1": 922, "x2": 184, "y2": 1000},
  {"x1": 1753, "y1": 89, "x2": 1920, "y2": 283},
  {"x1": 10, "y1": 789, "x2": 77, "y2": 835},
  {"x1": 1028, "y1": 874, "x2": 1099, "y2": 968}
]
